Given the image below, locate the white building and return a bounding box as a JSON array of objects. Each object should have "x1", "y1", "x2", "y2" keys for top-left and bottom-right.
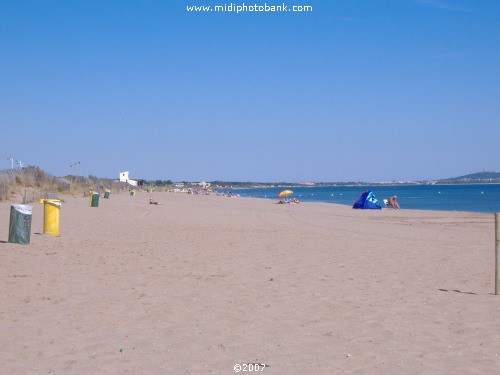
[
  {"x1": 198, "y1": 181, "x2": 211, "y2": 188},
  {"x1": 119, "y1": 171, "x2": 138, "y2": 186}
]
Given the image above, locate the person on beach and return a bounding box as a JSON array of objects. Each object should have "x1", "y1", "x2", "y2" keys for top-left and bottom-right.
[{"x1": 388, "y1": 195, "x2": 400, "y2": 209}]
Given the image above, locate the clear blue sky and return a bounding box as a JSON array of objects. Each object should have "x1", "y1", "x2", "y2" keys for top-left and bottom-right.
[{"x1": 1, "y1": 0, "x2": 499, "y2": 182}]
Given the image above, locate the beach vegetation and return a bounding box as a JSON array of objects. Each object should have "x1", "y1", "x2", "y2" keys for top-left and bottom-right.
[
  {"x1": 151, "y1": 179, "x2": 173, "y2": 187},
  {"x1": 0, "y1": 166, "x2": 126, "y2": 203}
]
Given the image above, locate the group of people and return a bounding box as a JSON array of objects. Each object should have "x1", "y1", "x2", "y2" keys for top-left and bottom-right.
[{"x1": 277, "y1": 197, "x2": 300, "y2": 204}]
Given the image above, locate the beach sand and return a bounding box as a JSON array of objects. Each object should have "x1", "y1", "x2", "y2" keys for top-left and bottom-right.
[{"x1": 1, "y1": 191, "x2": 499, "y2": 374}]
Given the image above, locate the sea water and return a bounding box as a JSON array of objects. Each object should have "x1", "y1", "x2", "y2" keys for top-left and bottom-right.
[{"x1": 222, "y1": 184, "x2": 500, "y2": 213}]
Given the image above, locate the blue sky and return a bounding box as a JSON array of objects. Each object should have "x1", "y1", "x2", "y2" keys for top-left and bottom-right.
[{"x1": 1, "y1": 0, "x2": 499, "y2": 182}]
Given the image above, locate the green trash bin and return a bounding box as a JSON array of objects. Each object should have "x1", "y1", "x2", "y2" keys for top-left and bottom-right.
[
  {"x1": 91, "y1": 193, "x2": 99, "y2": 207},
  {"x1": 8, "y1": 204, "x2": 33, "y2": 245},
  {"x1": 104, "y1": 191, "x2": 110, "y2": 199}
]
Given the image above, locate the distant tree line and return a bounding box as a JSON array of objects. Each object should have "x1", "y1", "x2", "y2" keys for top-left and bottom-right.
[{"x1": 148, "y1": 180, "x2": 173, "y2": 186}]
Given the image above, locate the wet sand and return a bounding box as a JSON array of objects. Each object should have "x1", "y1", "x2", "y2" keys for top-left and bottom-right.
[{"x1": 1, "y1": 191, "x2": 499, "y2": 374}]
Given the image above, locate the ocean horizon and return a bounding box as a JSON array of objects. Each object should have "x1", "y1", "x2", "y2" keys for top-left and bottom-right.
[{"x1": 217, "y1": 184, "x2": 500, "y2": 213}]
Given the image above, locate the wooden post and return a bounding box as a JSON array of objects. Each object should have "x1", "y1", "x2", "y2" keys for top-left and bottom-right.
[{"x1": 496, "y1": 213, "x2": 500, "y2": 295}]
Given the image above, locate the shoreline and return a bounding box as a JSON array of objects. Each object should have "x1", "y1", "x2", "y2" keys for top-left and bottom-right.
[
  {"x1": 214, "y1": 185, "x2": 500, "y2": 213},
  {"x1": 219, "y1": 193, "x2": 498, "y2": 214}
]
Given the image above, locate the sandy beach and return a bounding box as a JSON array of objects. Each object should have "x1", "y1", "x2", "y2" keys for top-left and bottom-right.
[{"x1": 1, "y1": 191, "x2": 499, "y2": 374}]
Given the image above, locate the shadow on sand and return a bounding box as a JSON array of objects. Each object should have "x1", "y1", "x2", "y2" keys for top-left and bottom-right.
[{"x1": 438, "y1": 288, "x2": 478, "y2": 295}]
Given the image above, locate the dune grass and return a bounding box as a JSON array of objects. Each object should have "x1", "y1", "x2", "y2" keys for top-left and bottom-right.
[{"x1": 0, "y1": 166, "x2": 125, "y2": 202}]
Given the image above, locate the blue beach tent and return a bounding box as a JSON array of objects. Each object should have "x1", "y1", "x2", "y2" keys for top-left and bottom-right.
[{"x1": 352, "y1": 191, "x2": 382, "y2": 209}]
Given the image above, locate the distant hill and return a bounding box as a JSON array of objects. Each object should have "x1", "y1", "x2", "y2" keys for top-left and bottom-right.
[{"x1": 436, "y1": 171, "x2": 500, "y2": 184}]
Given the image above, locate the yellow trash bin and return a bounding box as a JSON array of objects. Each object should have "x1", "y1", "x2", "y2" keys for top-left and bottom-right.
[{"x1": 43, "y1": 199, "x2": 61, "y2": 236}]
